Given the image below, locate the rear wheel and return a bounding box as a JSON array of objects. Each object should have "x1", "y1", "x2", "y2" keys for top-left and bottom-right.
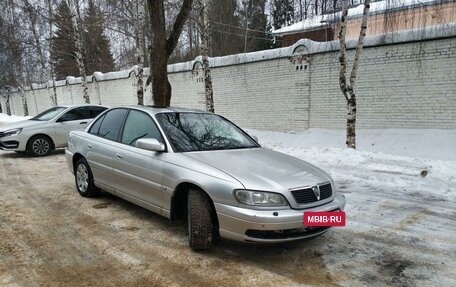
[
  {"x1": 27, "y1": 135, "x2": 53, "y2": 157},
  {"x1": 187, "y1": 189, "x2": 216, "y2": 251},
  {"x1": 75, "y1": 158, "x2": 99, "y2": 197}
]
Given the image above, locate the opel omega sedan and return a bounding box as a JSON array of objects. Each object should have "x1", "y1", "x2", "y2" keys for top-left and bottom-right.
[
  {"x1": 66, "y1": 106, "x2": 346, "y2": 250},
  {"x1": 0, "y1": 104, "x2": 107, "y2": 156}
]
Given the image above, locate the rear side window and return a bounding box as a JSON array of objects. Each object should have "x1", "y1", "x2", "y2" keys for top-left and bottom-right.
[
  {"x1": 89, "y1": 114, "x2": 105, "y2": 135},
  {"x1": 89, "y1": 106, "x2": 108, "y2": 118},
  {"x1": 97, "y1": 109, "x2": 128, "y2": 141},
  {"x1": 121, "y1": 110, "x2": 163, "y2": 146}
]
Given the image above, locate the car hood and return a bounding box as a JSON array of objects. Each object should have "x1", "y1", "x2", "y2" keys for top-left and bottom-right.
[
  {"x1": 183, "y1": 148, "x2": 330, "y2": 192},
  {"x1": 0, "y1": 120, "x2": 43, "y2": 131}
]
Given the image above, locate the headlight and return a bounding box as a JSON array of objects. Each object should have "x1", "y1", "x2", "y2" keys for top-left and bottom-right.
[
  {"x1": 234, "y1": 190, "x2": 288, "y2": 206},
  {"x1": 2, "y1": 128, "x2": 23, "y2": 137}
]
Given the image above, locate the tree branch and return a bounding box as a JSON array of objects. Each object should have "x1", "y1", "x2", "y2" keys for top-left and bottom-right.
[
  {"x1": 166, "y1": 0, "x2": 193, "y2": 58},
  {"x1": 349, "y1": 0, "x2": 371, "y2": 90}
]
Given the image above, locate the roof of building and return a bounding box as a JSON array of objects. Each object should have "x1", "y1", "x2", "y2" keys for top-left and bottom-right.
[{"x1": 273, "y1": 0, "x2": 441, "y2": 36}]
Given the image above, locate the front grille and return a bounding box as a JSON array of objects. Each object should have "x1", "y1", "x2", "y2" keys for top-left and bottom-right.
[
  {"x1": 0, "y1": 132, "x2": 5, "y2": 138},
  {"x1": 290, "y1": 183, "x2": 332, "y2": 204}
]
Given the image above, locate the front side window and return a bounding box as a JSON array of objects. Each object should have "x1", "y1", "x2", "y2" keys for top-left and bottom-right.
[
  {"x1": 97, "y1": 109, "x2": 128, "y2": 141},
  {"x1": 156, "y1": 112, "x2": 259, "y2": 152},
  {"x1": 30, "y1": 107, "x2": 66, "y2": 121},
  {"x1": 121, "y1": 110, "x2": 163, "y2": 146}
]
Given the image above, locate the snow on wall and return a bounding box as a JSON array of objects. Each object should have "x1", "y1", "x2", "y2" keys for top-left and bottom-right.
[
  {"x1": 2, "y1": 25, "x2": 455, "y2": 130},
  {"x1": 272, "y1": 0, "x2": 443, "y2": 35}
]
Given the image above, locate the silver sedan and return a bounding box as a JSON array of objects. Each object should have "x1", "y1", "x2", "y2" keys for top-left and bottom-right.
[
  {"x1": 66, "y1": 106, "x2": 345, "y2": 250},
  {"x1": 0, "y1": 104, "x2": 107, "y2": 156}
]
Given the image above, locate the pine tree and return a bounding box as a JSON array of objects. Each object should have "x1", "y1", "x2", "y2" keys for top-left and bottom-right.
[
  {"x1": 51, "y1": 0, "x2": 79, "y2": 80},
  {"x1": 243, "y1": 0, "x2": 269, "y2": 52},
  {"x1": 83, "y1": 0, "x2": 115, "y2": 75},
  {"x1": 208, "y1": 0, "x2": 243, "y2": 56},
  {"x1": 272, "y1": 0, "x2": 294, "y2": 30}
]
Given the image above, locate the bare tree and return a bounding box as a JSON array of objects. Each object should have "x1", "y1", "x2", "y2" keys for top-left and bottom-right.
[
  {"x1": 147, "y1": 0, "x2": 193, "y2": 107},
  {"x1": 68, "y1": 0, "x2": 90, "y2": 103},
  {"x1": 47, "y1": 0, "x2": 58, "y2": 106},
  {"x1": 133, "y1": 0, "x2": 146, "y2": 105},
  {"x1": 338, "y1": 0, "x2": 370, "y2": 149},
  {"x1": 198, "y1": 0, "x2": 214, "y2": 112}
]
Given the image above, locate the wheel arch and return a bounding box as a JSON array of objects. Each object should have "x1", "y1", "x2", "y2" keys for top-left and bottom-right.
[
  {"x1": 72, "y1": 153, "x2": 85, "y2": 173},
  {"x1": 170, "y1": 182, "x2": 219, "y2": 227}
]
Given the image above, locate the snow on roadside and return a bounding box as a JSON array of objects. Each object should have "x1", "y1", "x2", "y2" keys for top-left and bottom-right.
[
  {"x1": 247, "y1": 128, "x2": 456, "y2": 161},
  {"x1": 246, "y1": 128, "x2": 456, "y2": 202},
  {"x1": 0, "y1": 113, "x2": 30, "y2": 124}
]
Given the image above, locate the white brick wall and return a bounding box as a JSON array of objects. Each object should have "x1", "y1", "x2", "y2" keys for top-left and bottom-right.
[{"x1": 3, "y1": 32, "x2": 455, "y2": 130}]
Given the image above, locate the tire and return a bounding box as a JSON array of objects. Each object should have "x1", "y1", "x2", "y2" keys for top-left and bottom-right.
[
  {"x1": 187, "y1": 189, "x2": 216, "y2": 251},
  {"x1": 75, "y1": 158, "x2": 99, "y2": 197},
  {"x1": 27, "y1": 135, "x2": 53, "y2": 157}
]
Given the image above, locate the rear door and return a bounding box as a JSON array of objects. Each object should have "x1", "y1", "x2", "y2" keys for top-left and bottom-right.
[{"x1": 85, "y1": 108, "x2": 128, "y2": 191}]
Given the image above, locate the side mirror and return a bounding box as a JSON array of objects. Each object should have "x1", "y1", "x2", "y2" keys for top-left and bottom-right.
[
  {"x1": 135, "y1": 138, "x2": 165, "y2": 152},
  {"x1": 251, "y1": 135, "x2": 259, "y2": 143}
]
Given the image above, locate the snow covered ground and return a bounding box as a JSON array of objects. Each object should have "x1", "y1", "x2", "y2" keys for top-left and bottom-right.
[
  {"x1": 0, "y1": 111, "x2": 455, "y2": 285},
  {"x1": 245, "y1": 128, "x2": 456, "y2": 285}
]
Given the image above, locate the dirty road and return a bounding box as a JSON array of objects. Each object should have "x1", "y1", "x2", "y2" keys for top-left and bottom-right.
[{"x1": 0, "y1": 150, "x2": 455, "y2": 286}]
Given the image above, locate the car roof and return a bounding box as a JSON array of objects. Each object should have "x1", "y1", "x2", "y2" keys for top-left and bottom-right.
[
  {"x1": 60, "y1": 104, "x2": 108, "y2": 109},
  {"x1": 126, "y1": 105, "x2": 207, "y2": 116}
]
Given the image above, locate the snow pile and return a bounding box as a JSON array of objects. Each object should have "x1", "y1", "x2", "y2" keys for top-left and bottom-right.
[
  {"x1": 247, "y1": 128, "x2": 456, "y2": 202},
  {"x1": 247, "y1": 128, "x2": 456, "y2": 161},
  {"x1": 0, "y1": 113, "x2": 30, "y2": 124}
]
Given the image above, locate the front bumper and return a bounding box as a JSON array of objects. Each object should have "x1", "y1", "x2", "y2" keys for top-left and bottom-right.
[
  {"x1": 0, "y1": 135, "x2": 27, "y2": 152},
  {"x1": 215, "y1": 193, "x2": 346, "y2": 243}
]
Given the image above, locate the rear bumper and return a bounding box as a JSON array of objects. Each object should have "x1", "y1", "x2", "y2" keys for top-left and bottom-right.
[
  {"x1": 65, "y1": 149, "x2": 75, "y2": 175},
  {"x1": 215, "y1": 193, "x2": 346, "y2": 243}
]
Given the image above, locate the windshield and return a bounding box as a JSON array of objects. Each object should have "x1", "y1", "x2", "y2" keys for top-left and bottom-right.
[
  {"x1": 156, "y1": 112, "x2": 260, "y2": 152},
  {"x1": 30, "y1": 107, "x2": 66, "y2": 121}
]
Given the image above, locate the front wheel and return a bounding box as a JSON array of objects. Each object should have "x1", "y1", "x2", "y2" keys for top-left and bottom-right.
[
  {"x1": 187, "y1": 189, "x2": 216, "y2": 251},
  {"x1": 27, "y1": 135, "x2": 53, "y2": 157},
  {"x1": 75, "y1": 158, "x2": 99, "y2": 197}
]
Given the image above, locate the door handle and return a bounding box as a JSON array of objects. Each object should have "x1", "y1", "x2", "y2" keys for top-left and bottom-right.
[
  {"x1": 80, "y1": 121, "x2": 88, "y2": 124},
  {"x1": 87, "y1": 145, "x2": 92, "y2": 149},
  {"x1": 115, "y1": 153, "x2": 123, "y2": 159}
]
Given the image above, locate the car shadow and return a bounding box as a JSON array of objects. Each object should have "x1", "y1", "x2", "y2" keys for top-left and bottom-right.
[
  {"x1": 0, "y1": 149, "x2": 65, "y2": 159},
  {"x1": 94, "y1": 190, "x2": 329, "y2": 254}
]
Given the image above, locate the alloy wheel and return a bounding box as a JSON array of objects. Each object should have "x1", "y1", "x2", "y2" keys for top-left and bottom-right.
[
  {"x1": 32, "y1": 138, "x2": 50, "y2": 156},
  {"x1": 76, "y1": 164, "x2": 89, "y2": 193}
]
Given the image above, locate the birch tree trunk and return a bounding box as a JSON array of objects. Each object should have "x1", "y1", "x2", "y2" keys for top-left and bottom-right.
[
  {"x1": 338, "y1": 0, "x2": 370, "y2": 149},
  {"x1": 68, "y1": 0, "x2": 90, "y2": 104},
  {"x1": 198, "y1": 0, "x2": 214, "y2": 113},
  {"x1": 133, "y1": 0, "x2": 146, "y2": 105},
  {"x1": 18, "y1": 86, "x2": 29, "y2": 116},
  {"x1": 48, "y1": 0, "x2": 58, "y2": 106},
  {"x1": 6, "y1": 88, "x2": 11, "y2": 116},
  {"x1": 23, "y1": 0, "x2": 47, "y2": 81}
]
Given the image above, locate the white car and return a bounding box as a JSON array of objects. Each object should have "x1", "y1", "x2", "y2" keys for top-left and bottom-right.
[{"x1": 0, "y1": 104, "x2": 108, "y2": 156}]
